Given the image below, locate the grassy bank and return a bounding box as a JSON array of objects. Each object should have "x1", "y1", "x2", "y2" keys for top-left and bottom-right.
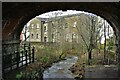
[
  {"x1": 15, "y1": 43, "x2": 67, "y2": 80},
  {"x1": 65, "y1": 48, "x2": 116, "y2": 79},
  {"x1": 15, "y1": 42, "x2": 116, "y2": 80}
]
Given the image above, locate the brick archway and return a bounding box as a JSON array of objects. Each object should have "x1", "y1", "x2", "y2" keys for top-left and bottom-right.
[{"x1": 2, "y1": 2, "x2": 120, "y2": 76}]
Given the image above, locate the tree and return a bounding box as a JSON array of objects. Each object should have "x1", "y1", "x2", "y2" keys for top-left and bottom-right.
[{"x1": 76, "y1": 14, "x2": 103, "y2": 65}]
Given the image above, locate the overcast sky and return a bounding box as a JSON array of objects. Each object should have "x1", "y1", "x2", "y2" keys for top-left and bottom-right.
[{"x1": 36, "y1": 10, "x2": 95, "y2": 19}]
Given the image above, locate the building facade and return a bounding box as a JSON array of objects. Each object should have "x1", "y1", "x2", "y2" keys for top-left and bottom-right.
[{"x1": 21, "y1": 13, "x2": 94, "y2": 46}]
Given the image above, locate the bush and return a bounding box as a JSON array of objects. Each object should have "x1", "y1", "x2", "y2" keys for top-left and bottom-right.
[{"x1": 16, "y1": 63, "x2": 44, "y2": 80}]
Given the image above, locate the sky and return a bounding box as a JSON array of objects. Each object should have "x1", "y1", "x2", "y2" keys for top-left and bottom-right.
[{"x1": 36, "y1": 10, "x2": 94, "y2": 19}]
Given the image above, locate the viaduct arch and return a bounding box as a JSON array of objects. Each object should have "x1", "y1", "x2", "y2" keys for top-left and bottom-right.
[{"x1": 2, "y1": 2, "x2": 120, "y2": 73}]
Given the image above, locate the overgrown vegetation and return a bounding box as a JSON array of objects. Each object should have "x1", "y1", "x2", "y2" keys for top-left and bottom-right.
[
  {"x1": 16, "y1": 43, "x2": 67, "y2": 80},
  {"x1": 16, "y1": 62, "x2": 44, "y2": 80},
  {"x1": 17, "y1": 11, "x2": 116, "y2": 80}
]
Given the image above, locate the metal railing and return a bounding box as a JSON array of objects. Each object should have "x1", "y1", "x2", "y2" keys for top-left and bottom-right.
[{"x1": 2, "y1": 44, "x2": 35, "y2": 74}]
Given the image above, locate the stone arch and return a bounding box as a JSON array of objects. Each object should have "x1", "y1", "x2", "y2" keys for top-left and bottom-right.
[
  {"x1": 2, "y1": 3, "x2": 120, "y2": 39},
  {"x1": 2, "y1": 2, "x2": 120, "y2": 70}
]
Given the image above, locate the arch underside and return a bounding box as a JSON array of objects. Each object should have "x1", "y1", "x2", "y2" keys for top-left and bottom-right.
[
  {"x1": 2, "y1": 2, "x2": 120, "y2": 40},
  {"x1": 2, "y1": 3, "x2": 120, "y2": 78},
  {"x1": 2, "y1": 2, "x2": 120, "y2": 68}
]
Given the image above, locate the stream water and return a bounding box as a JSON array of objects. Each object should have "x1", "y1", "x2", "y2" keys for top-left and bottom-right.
[{"x1": 43, "y1": 56, "x2": 78, "y2": 80}]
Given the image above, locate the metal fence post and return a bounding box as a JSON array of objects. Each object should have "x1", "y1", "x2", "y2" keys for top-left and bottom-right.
[
  {"x1": 28, "y1": 44, "x2": 31, "y2": 63},
  {"x1": 16, "y1": 45, "x2": 20, "y2": 69},
  {"x1": 16, "y1": 51, "x2": 19, "y2": 68},
  {"x1": 32, "y1": 47, "x2": 35, "y2": 63},
  {"x1": 21, "y1": 50, "x2": 23, "y2": 66},
  {"x1": 25, "y1": 50, "x2": 28, "y2": 66}
]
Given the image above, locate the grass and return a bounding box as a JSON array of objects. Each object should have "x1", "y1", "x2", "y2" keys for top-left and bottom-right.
[
  {"x1": 15, "y1": 43, "x2": 67, "y2": 80},
  {"x1": 14, "y1": 43, "x2": 116, "y2": 80},
  {"x1": 64, "y1": 47, "x2": 116, "y2": 79}
]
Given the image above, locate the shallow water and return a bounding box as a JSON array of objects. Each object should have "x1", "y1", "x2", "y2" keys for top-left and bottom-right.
[{"x1": 43, "y1": 56, "x2": 78, "y2": 80}]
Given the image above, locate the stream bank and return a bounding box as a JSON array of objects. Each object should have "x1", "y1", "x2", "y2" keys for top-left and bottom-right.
[{"x1": 43, "y1": 56, "x2": 78, "y2": 80}]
